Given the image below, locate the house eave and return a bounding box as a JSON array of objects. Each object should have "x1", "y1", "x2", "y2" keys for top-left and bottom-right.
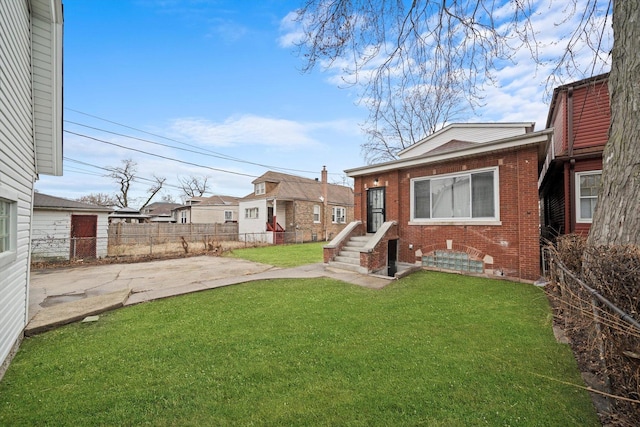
[
  {"x1": 346, "y1": 129, "x2": 553, "y2": 177},
  {"x1": 397, "y1": 122, "x2": 537, "y2": 157},
  {"x1": 34, "y1": 206, "x2": 112, "y2": 213}
]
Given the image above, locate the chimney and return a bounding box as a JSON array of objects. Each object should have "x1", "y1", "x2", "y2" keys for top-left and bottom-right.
[
  {"x1": 322, "y1": 166, "x2": 328, "y2": 240},
  {"x1": 321, "y1": 166, "x2": 328, "y2": 205}
]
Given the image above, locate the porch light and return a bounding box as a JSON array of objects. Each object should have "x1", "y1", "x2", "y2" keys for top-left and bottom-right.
[{"x1": 373, "y1": 178, "x2": 379, "y2": 186}]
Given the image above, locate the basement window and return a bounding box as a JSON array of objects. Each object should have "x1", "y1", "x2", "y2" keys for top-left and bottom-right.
[{"x1": 422, "y1": 251, "x2": 484, "y2": 274}]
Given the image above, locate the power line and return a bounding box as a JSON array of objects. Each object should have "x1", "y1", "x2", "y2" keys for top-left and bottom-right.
[
  {"x1": 65, "y1": 108, "x2": 346, "y2": 176},
  {"x1": 64, "y1": 157, "x2": 208, "y2": 193},
  {"x1": 64, "y1": 130, "x2": 259, "y2": 179}
]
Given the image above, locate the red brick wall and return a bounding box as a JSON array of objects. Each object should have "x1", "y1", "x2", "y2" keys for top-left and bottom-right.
[{"x1": 353, "y1": 146, "x2": 541, "y2": 280}]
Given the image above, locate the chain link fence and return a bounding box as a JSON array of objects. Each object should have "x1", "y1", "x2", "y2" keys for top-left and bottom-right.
[{"x1": 31, "y1": 224, "x2": 313, "y2": 263}]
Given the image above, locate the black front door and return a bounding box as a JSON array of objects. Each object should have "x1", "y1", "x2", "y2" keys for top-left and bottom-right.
[{"x1": 367, "y1": 187, "x2": 385, "y2": 233}]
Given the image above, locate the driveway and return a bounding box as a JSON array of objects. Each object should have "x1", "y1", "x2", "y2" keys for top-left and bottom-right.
[
  {"x1": 29, "y1": 256, "x2": 275, "y2": 322},
  {"x1": 28, "y1": 255, "x2": 396, "y2": 333}
]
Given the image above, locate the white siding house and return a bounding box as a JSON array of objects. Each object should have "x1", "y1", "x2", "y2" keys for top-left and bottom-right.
[
  {"x1": 32, "y1": 193, "x2": 111, "y2": 261},
  {"x1": 0, "y1": 0, "x2": 63, "y2": 374},
  {"x1": 238, "y1": 199, "x2": 270, "y2": 243}
]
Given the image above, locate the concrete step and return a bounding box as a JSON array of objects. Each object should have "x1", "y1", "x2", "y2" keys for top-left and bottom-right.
[
  {"x1": 334, "y1": 256, "x2": 360, "y2": 265},
  {"x1": 344, "y1": 240, "x2": 366, "y2": 248},
  {"x1": 328, "y1": 261, "x2": 365, "y2": 273},
  {"x1": 337, "y1": 250, "x2": 359, "y2": 259},
  {"x1": 350, "y1": 236, "x2": 371, "y2": 243}
]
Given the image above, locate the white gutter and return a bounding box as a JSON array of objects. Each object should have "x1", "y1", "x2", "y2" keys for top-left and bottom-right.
[{"x1": 346, "y1": 128, "x2": 553, "y2": 177}]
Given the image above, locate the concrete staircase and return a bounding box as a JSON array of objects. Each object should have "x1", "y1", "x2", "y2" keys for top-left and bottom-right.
[{"x1": 328, "y1": 235, "x2": 372, "y2": 273}]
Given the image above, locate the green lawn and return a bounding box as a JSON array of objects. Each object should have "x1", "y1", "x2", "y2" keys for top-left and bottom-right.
[
  {"x1": 226, "y1": 241, "x2": 325, "y2": 267},
  {"x1": 0, "y1": 272, "x2": 598, "y2": 426}
]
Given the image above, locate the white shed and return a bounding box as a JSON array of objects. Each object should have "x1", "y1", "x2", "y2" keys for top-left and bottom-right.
[{"x1": 32, "y1": 193, "x2": 111, "y2": 261}]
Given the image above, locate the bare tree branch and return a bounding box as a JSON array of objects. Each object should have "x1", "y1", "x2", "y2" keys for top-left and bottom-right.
[{"x1": 179, "y1": 175, "x2": 210, "y2": 198}]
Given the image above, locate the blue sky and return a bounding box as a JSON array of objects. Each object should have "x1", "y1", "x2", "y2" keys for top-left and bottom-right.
[{"x1": 36, "y1": 0, "x2": 611, "y2": 206}]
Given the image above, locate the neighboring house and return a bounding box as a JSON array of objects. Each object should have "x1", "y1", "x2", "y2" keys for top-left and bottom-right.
[
  {"x1": 32, "y1": 193, "x2": 111, "y2": 261},
  {"x1": 239, "y1": 168, "x2": 354, "y2": 244},
  {"x1": 141, "y1": 202, "x2": 181, "y2": 223},
  {"x1": 172, "y1": 195, "x2": 239, "y2": 224},
  {"x1": 108, "y1": 207, "x2": 150, "y2": 224},
  {"x1": 538, "y1": 73, "x2": 610, "y2": 239},
  {"x1": 0, "y1": 0, "x2": 64, "y2": 372},
  {"x1": 325, "y1": 123, "x2": 551, "y2": 281}
]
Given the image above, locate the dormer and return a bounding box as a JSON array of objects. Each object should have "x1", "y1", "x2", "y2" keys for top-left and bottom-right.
[{"x1": 255, "y1": 182, "x2": 266, "y2": 195}]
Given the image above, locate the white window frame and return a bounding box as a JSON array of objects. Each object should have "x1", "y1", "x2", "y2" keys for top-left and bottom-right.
[
  {"x1": 409, "y1": 167, "x2": 501, "y2": 225},
  {"x1": 180, "y1": 210, "x2": 187, "y2": 224},
  {"x1": 332, "y1": 206, "x2": 346, "y2": 224},
  {"x1": 255, "y1": 182, "x2": 265, "y2": 195},
  {"x1": 0, "y1": 188, "x2": 18, "y2": 269},
  {"x1": 224, "y1": 210, "x2": 233, "y2": 222},
  {"x1": 575, "y1": 170, "x2": 601, "y2": 223},
  {"x1": 313, "y1": 205, "x2": 321, "y2": 223},
  {"x1": 245, "y1": 207, "x2": 259, "y2": 219}
]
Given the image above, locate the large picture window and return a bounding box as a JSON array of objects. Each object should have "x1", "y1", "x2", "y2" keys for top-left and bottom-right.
[
  {"x1": 411, "y1": 168, "x2": 498, "y2": 222},
  {"x1": 576, "y1": 171, "x2": 601, "y2": 223}
]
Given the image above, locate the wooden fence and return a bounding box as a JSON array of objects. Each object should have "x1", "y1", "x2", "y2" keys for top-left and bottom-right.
[{"x1": 108, "y1": 222, "x2": 239, "y2": 246}]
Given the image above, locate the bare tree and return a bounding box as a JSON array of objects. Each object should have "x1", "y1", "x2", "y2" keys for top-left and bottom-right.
[
  {"x1": 106, "y1": 159, "x2": 166, "y2": 209},
  {"x1": 139, "y1": 175, "x2": 166, "y2": 210},
  {"x1": 76, "y1": 192, "x2": 117, "y2": 208},
  {"x1": 294, "y1": 1, "x2": 640, "y2": 246},
  {"x1": 107, "y1": 159, "x2": 136, "y2": 208},
  {"x1": 179, "y1": 175, "x2": 210, "y2": 198},
  {"x1": 160, "y1": 193, "x2": 177, "y2": 204}
]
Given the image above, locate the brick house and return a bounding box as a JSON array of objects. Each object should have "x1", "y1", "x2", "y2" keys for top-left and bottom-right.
[
  {"x1": 539, "y1": 73, "x2": 610, "y2": 240},
  {"x1": 324, "y1": 123, "x2": 552, "y2": 281},
  {"x1": 238, "y1": 168, "x2": 354, "y2": 244}
]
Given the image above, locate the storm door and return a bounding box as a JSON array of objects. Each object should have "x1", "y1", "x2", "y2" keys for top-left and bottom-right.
[{"x1": 367, "y1": 187, "x2": 385, "y2": 233}]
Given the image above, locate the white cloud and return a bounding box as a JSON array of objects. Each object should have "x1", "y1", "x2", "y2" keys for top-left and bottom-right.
[
  {"x1": 279, "y1": 0, "x2": 612, "y2": 130},
  {"x1": 169, "y1": 115, "x2": 325, "y2": 149},
  {"x1": 278, "y1": 11, "x2": 304, "y2": 48}
]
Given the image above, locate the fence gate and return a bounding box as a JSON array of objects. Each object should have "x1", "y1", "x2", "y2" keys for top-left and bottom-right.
[{"x1": 71, "y1": 215, "x2": 97, "y2": 258}]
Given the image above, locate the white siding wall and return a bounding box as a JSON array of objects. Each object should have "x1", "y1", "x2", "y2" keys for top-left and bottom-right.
[
  {"x1": 0, "y1": 0, "x2": 37, "y2": 368},
  {"x1": 191, "y1": 205, "x2": 238, "y2": 224},
  {"x1": 275, "y1": 203, "x2": 286, "y2": 229},
  {"x1": 0, "y1": 0, "x2": 63, "y2": 370},
  {"x1": 238, "y1": 200, "x2": 270, "y2": 243},
  {"x1": 32, "y1": 210, "x2": 110, "y2": 259},
  {"x1": 398, "y1": 124, "x2": 531, "y2": 159}
]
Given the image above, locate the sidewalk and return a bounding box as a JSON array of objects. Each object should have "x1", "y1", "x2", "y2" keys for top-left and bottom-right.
[{"x1": 27, "y1": 257, "x2": 393, "y2": 336}]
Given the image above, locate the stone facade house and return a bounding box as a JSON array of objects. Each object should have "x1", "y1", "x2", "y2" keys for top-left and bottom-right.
[{"x1": 239, "y1": 168, "x2": 354, "y2": 244}]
